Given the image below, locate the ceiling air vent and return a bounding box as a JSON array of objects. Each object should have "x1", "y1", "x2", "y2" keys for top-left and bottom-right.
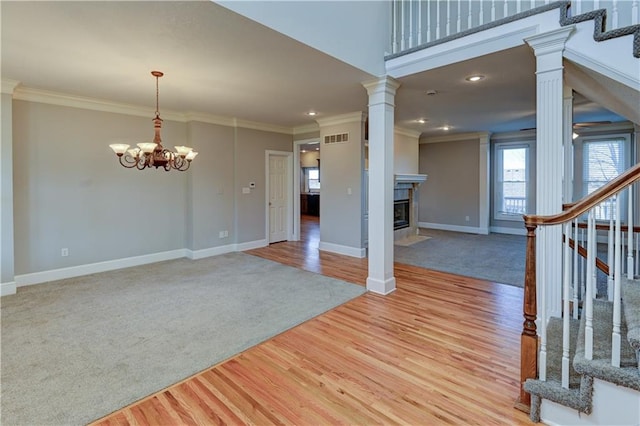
[{"x1": 324, "y1": 132, "x2": 349, "y2": 145}]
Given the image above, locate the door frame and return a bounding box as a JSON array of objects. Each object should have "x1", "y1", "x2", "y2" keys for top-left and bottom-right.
[{"x1": 265, "y1": 150, "x2": 294, "y2": 244}]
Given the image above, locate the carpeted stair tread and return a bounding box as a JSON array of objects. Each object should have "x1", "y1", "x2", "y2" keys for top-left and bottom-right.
[
  {"x1": 524, "y1": 317, "x2": 584, "y2": 414},
  {"x1": 622, "y1": 277, "x2": 640, "y2": 354},
  {"x1": 574, "y1": 299, "x2": 640, "y2": 391}
]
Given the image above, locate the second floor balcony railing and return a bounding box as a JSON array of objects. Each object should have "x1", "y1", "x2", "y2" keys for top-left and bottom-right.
[{"x1": 390, "y1": 0, "x2": 640, "y2": 56}]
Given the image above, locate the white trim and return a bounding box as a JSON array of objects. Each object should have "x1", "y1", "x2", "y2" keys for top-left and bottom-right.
[
  {"x1": 265, "y1": 150, "x2": 294, "y2": 244},
  {"x1": 490, "y1": 226, "x2": 527, "y2": 236},
  {"x1": 1, "y1": 281, "x2": 17, "y2": 296},
  {"x1": 293, "y1": 123, "x2": 320, "y2": 135},
  {"x1": 318, "y1": 241, "x2": 366, "y2": 258},
  {"x1": 420, "y1": 131, "x2": 489, "y2": 144},
  {"x1": 12, "y1": 86, "x2": 294, "y2": 135},
  {"x1": 1, "y1": 79, "x2": 20, "y2": 95},
  {"x1": 316, "y1": 111, "x2": 366, "y2": 127},
  {"x1": 234, "y1": 118, "x2": 293, "y2": 136},
  {"x1": 418, "y1": 221, "x2": 485, "y2": 234},
  {"x1": 366, "y1": 276, "x2": 397, "y2": 295},
  {"x1": 14, "y1": 249, "x2": 187, "y2": 287},
  {"x1": 492, "y1": 129, "x2": 537, "y2": 140},
  {"x1": 235, "y1": 239, "x2": 268, "y2": 251},
  {"x1": 186, "y1": 244, "x2": 235, "y2": 260},
  {"x1": 564, "y1": 45, "x2": 639, "y2": 92},
  {"x1": 394, "y1": 127, "x2": 421, "y2": 139}
]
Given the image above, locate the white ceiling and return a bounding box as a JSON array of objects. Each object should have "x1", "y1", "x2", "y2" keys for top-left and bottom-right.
[{"x1": 1, "y1": 1, "x2": 623, "y2": 137}]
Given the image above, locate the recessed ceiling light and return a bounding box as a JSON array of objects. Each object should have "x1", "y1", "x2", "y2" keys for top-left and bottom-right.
[
  {"x1": 442, "y1": 126, "x2": 450, "y2": 131},
  {"x1": 306, "y1": 111, "x2": 317, "y2": 116},
  {"x1": 465, "y1": 75, "x2": 484, "y2": 82},
  {"x1": 417, "y1": 119, "x2": 427, "y2": 124},
  {"x1": 315, "y1": 147, "x2": 319, "y2": 151},
  {"x1": 426, "y1": 89, "x2": 437, "y2": 96}
]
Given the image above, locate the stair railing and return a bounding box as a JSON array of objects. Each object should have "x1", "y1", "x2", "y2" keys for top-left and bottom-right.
[
  {"x1": 389, "y1": 0, "x2": 640, "y2": 56},
  {"x1": 517, "y1": 162, "x2": 640, "y2": 411}
]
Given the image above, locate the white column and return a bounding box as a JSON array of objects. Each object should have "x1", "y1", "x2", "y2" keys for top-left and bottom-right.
[
  {"x1": 363, "y1": 76, "x2": 401, "y2": 295},
  {"x1": 478, "y1": 132, "x2": 490, "y2": 235},
  {"x1": 1, "y1": 80, "x2": 19, "y2": 296},
  {"x1": 525, "y1": 26, "x2": 574, "y2": 319}
]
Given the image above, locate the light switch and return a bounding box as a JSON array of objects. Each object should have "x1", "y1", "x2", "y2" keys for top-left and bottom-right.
[{"x1": 242, "y1": 187, "x2": 250, "y2": 194}]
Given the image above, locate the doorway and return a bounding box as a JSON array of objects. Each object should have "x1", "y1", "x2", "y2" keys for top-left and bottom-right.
[{"x1": 293, "y1": 138, "x2": 321, "y2": 244}]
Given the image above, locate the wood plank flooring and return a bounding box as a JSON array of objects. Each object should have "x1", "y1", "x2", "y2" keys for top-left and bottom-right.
[{"x1": 92, "y1": 216, "x2": 531, "y2": 425}]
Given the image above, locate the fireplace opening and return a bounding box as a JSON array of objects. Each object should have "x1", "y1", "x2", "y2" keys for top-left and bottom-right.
[{"x1": 394, "y1": 199, "x2": 410, "y2": 230}]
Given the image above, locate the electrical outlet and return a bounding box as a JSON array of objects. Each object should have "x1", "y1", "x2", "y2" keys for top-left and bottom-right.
[
  {"x1": 465, "y1": 216, "x2": 470, "y2": 222},
  {"x1": 219, "y1": 231, "x2": 225, "y2": 238},
  {"x1": 61, "y1": 248, "x2": 69, "y2": 257}
]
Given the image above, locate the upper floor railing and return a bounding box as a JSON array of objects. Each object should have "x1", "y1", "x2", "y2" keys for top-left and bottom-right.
[{"x1": 390, "y1": 0, "x2": 640, "y2": 56}]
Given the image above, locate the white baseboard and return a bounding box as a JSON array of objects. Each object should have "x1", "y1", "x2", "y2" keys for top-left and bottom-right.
[
  {"x1": 186, "y1": 244, "x2": 235, "y2": 260},
  {"x1": 14, "y1": 249, "x2": 187, "y2": 287},
  {"x1": 366, "y1": 276, "x2": 396, "y2": 295},
  {"x1": 418, "y1": 222, "x2": 483, "y2": 234},
  {"x1": 490, "y1": 226, "x2": 527, "y2": 236},
  {"x1": 1, "y1": 281, "x2": 17, "y2": 296},
  {"x1": 236, "y1": 239, "x2": 268, "y2": 251},
  {"x1": 319, "y1": 241, "x2": 366, "y2": 258}
]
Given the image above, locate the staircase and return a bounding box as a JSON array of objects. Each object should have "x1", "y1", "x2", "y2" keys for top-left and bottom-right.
[{"x1": 520, "y1": 164, "x2": 640, "y2": 424}]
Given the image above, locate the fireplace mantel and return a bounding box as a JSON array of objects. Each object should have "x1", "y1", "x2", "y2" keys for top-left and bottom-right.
[{"x1": 394, "y1": 174, "x2": 428, "y2": 185}]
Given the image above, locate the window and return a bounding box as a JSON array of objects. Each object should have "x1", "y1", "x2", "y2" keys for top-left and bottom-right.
[
  {"x1": 495, "y1": 143, "x2": 530, "y2": 221},
  {"x1": 578, "y1": 136, "x2": 630, "y2": 220},
  {"x1": 303, "y1": 167, "x2": 320, "y2": 192}
]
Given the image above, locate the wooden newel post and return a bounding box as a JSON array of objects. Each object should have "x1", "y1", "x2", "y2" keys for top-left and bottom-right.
[{"x1": 516, "y1": 222, "x2": 538, "y2": 413}]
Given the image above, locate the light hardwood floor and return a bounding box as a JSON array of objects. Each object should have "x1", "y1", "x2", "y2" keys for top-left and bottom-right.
[{"x1": 92, "y1": 216, "x2": 532, "y2": 425}]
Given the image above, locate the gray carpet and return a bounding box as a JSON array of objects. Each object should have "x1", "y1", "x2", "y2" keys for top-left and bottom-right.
[
  {"x1": 394, "y1": 228, "x2": 526, "y2": 287},
  {"x1": 0, "y1": 252, "x2": 365, "y2": 425}
]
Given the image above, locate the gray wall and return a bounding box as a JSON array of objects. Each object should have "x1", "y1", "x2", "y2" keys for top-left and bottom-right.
[
  {"x1": 235, "y1": 127, "x2": 292, "y2": 243},
  {"x1": 319, "y1": 117, "x2": 365, "y2": 250},
  {"x1": 1, "y1": 93, "x2": 14, "y2": 284},
  {"x1": 12, "y1": 101, "x2": 188, "y2": 274},
  {"x1": 187, "y1": 121, "x2": 236, "y2": 251},
  {"x1": 418, "y1": 139, "x2": 480, "y2": 227},
  {"x1": 10, "y1": 99, "x2": 292, "y2": 277}
]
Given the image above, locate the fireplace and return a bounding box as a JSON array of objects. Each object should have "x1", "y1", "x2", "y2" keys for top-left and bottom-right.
[
  {"x1": 394, "y1": 199, "x2": 410, "y2": 230},
  {"x1": 393, "y1": 174, "x2": 428, "y2": 241}
]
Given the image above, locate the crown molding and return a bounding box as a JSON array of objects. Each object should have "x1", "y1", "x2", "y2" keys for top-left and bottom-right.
[
  {"x1": 293, "y1": 123, "x2": 320, "y2": 135},
  {"x1": 394, "y1": 126, "x2": 421, "y2": 139},
  {"x1": 13, "y1": 86, "x2": 185, "y2": 121},
  {"x1": 316, "y1": 111, "x2": 366, "y2": 127},
  {"x1": 183, "y1": 112, "x2": 236, "y2": 127},
  {"x1": 1, "y1": 79, "x2": 21, "y2": 95},
  {"x1": 420, "y1": 131, "x2": 490, "y2": 144},
  {"x1": 233, "y1": 118, "x2": 293, "y2": 135},
  {"x1": 10, "y1": 85, "x2": 297, "y2": 135}
]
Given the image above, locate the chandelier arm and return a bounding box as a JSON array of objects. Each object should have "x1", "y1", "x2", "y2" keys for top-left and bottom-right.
[{"x1": 119, "y1": 154, "x2": 138, "y2": 168}]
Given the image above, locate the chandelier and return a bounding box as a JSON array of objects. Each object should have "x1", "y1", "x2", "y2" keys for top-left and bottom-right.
[{"x1": 109, "y1": 71, "x2": 197, "y2": 171}]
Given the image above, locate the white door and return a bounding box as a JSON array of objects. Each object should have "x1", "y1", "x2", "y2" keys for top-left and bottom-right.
[{"x1": 269, "y1": 154, "x2": 288, "y2": 243}]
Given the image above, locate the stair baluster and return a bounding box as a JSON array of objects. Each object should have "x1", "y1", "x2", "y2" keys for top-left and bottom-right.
[
  {"x1": 540, "y1": 226, "x2": 548, "y2": 381},
  {"x1": 628, "y1": 185, "x2": 635, "y2": 279},
  {"x1": 613, "y1": 194, "x2": 623, "y2": 367},
  {"x1": 585, "y1": 210, "x2": 595, "y2": 360},
  {"x1": 562, "y1": 221, "x2": 572, "y2": 388},
  {"x1": 608, "y1": 207, "x2": 615, "y2": 299},
  {"x1": 573, "y1": 218, "x2": 580, "y2": 319}
]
